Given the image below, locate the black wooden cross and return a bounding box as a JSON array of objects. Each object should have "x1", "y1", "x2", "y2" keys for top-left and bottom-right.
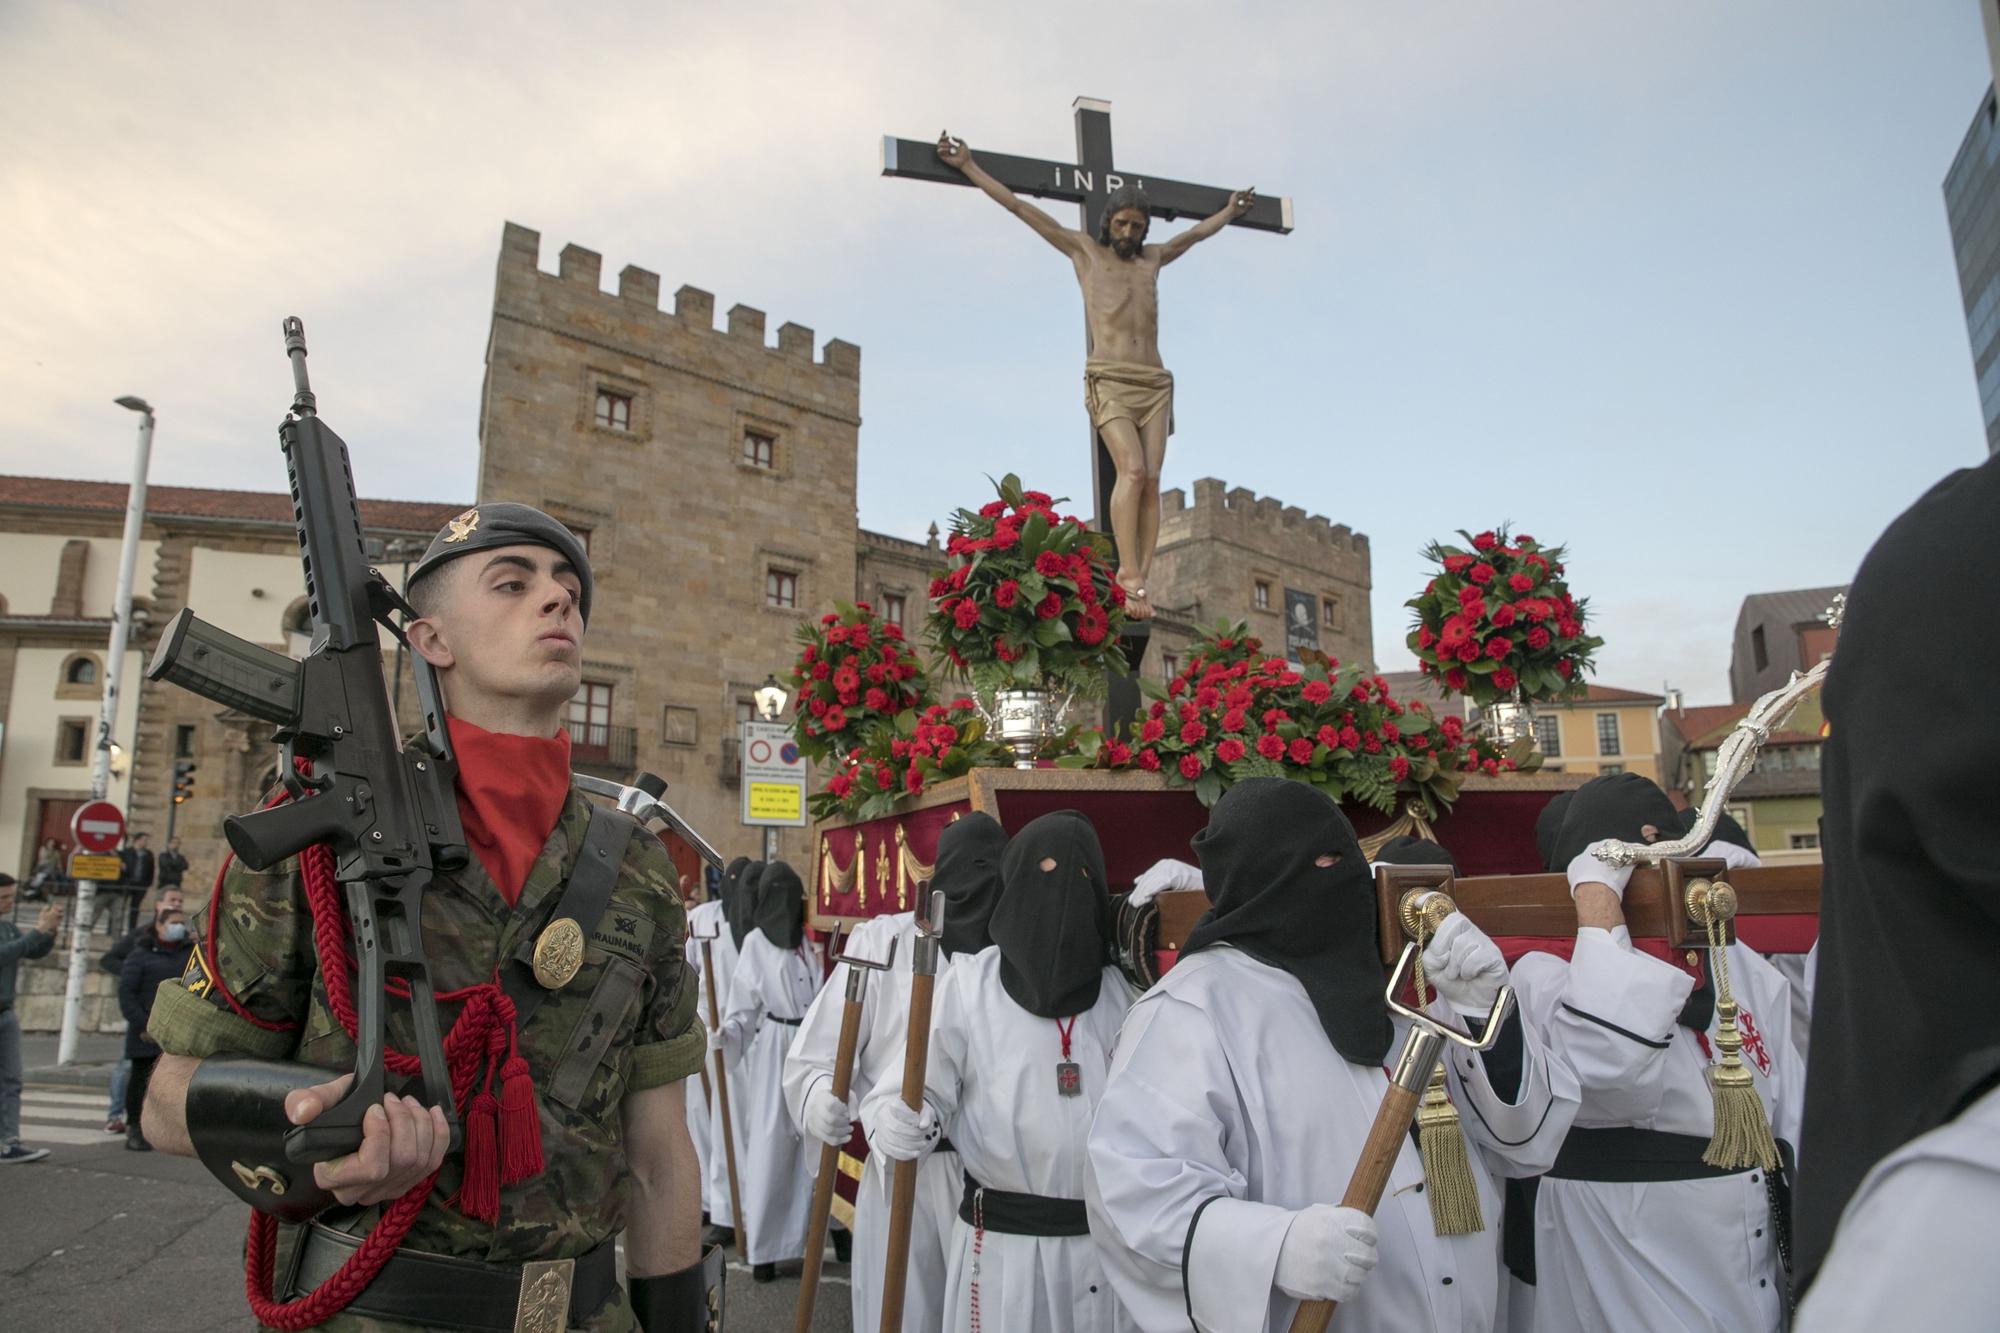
[
  {"x1": 883, "y1": 97, "x2": 1294, "y2": 725},
  {"x1": 881, "y1": 96, "x2": 1294, "y2": 240}
]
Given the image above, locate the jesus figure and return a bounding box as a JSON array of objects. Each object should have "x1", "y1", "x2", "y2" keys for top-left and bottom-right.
[{"x1": 936, "y1": 133, "x2": 1254, "y2": 620}]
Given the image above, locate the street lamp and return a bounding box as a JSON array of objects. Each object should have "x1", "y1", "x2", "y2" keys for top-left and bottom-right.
[
  {"x1": 755, "y1": 674, "x2": 788, "y2": 721},
  {"x1": 59, "y1": 395, "x2": 157, "y2": 1066}
]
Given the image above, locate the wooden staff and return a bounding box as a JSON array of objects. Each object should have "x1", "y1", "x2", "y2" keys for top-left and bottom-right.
[
  {"x1": 1290, "y1": 886, "x2": 1513, "y2": 1333},
  {"x1": 694, "y1": 925, "x2": 747, "y2": 1262},
  {"x1": 794, "y1": 927, "x2": 897, "y2": 1333},
  {"x1": 878, "y1": 888, "x2": 943, "y2": 1333}
]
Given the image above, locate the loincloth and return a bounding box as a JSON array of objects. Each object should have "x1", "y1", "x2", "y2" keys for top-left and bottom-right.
[{"x1": 1084, "y1": 359, "x2": 1176, "y2": 436}]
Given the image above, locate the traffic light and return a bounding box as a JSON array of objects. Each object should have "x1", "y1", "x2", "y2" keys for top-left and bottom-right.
[{"x1": 172, "y1": 760, "x2": 197, "y2": 806}]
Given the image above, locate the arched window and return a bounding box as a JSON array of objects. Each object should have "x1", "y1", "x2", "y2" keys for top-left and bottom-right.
[{"x1": 57, "y1": 652, "x2": 102, "y2": 698}]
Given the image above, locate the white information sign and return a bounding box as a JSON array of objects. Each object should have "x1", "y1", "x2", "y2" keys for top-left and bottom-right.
[{"x1": 739, "y1": 720, "x2": 808, "y2": 828}]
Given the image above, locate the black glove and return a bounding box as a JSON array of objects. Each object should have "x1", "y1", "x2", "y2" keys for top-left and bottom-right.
[{"x1": 629, "y1": 1245, "x2": 724, "y2": 1332}]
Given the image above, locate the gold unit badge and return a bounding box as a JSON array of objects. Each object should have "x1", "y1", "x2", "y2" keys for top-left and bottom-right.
[
  {"x1": 443, "y1": 508, "x2": 480, "y2": 543},
  {"x1": 532, "y1": 918, "x2": 585, "y2": 989}
]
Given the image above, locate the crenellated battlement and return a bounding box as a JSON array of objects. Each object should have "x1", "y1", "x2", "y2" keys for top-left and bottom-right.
[
  {"x1": 497, "y1": 222, "x2": 860, "y2": 380},
  {"x1": 1161, "y1": 477, "x2": 1369, "y2": 554}
]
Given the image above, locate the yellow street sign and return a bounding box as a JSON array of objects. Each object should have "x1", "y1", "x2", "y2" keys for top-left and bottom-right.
[{"x1": 68, "y1": 853, "x2": 123, "y2": 881}]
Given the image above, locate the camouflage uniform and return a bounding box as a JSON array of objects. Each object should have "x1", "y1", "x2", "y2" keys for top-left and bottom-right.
[{"x1": 149, "y1": 784, "x2": 704, "y2": 1332}]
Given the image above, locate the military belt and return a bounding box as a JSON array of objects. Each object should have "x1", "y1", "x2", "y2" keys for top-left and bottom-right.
[{"x1": 286, "y1": 1223, "x2": 618, "y2": 1332}]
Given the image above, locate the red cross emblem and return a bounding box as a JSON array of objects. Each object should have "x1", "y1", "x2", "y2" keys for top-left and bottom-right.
[{"x1": 1738, "y1": 1007, "x2": 1773, "y2": 1077}]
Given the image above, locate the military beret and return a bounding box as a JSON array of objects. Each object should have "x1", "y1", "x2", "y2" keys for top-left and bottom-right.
[{"x1": 406, "y1": 503, "x2": 594, "y2": 624}]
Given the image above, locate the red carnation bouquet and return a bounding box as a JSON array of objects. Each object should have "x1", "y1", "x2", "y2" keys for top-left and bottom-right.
[
  {"x1": 1405, "y1": 526, "x2": 1603, "y2": 707},
  {"x1": 810, "y1": 698, "x2": 1009, "y2": 821},
  {"x1": 925, "y1": 474, "x2": 1129, "y2": 700},
  {"x1": 789, "y1": 601, "x2": 929, "y2": 763},
  {"x1": 1074, "y1": 621, "x2": 1524, "y2": 813}
]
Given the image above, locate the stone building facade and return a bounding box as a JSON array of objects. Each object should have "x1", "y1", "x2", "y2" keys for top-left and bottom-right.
[
  {"x1": 0, "y1": 477, "x2": 455, "y2": 1029},
  {"x1": 0, "y1": 222, "x2": 1376, "y2": 1029}
]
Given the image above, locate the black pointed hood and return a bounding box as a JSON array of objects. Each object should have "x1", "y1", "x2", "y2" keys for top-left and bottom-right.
[
  {"x1": 719, "y1": 856, "x2": 751, "y2": 908},
  {"x1": 728, "y1": 861, "x2": 764, "y2": 948},
  {"x1": 1547, "y1": 773, "x2": 1681, "y2": 871},
  {"x1": 1185, "y1": 777, "x2": 1392, "y2": 1066},
  {"x1": 1796, "y1": 455, "x2": 2000, "y2": 1293},
  {"x1": 752, "y1": 860, "x2": 806, "y2": 950},
  {"x1": 987, "y1": 811, "x2": 1113, "y2": 1018},
  {"x1": 933, "y1": 813, "x2": 1007, "y2": 958},
  {"x1": 1373, "y1": 835, "x2": 1460, "y2": 874},
  {"x1": 1554, "y1": 772, "x2": 1712, "y2": 1032}
]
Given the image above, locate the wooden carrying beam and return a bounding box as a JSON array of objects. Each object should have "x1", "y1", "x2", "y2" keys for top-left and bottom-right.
[{"x1": 1151, "y1": 860, "x2": 1822, "y2": 962}]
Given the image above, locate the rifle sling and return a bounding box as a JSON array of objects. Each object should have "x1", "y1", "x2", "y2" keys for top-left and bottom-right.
[{"x1": 500, "y1": 804, "x2": 639, "y2": 1032}]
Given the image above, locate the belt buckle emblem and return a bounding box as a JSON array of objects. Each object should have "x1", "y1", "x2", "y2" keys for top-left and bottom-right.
[
  {"x1": 532, "y1": 918, "x2": 586, "y2": 989},
  {"x1": 514, "y1": 1258, "x2": 574, "y2": 1333}
]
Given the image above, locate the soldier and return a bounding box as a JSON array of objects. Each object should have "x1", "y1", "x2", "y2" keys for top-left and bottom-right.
[{"x1": 142, "y1": 504, "x2": 717, "y2": 1331}]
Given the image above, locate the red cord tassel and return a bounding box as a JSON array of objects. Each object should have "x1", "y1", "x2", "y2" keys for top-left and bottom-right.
[
  {"x1": 498, "y1": 1037, "x2": 544, "y2": 1184},
  {"x1": 458, "y1": 1090, "x2": 501, "y2": 1223}
]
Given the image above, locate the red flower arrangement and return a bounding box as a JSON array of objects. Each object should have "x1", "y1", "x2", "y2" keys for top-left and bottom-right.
[
  {"x1": 788, "y1": 601, "x2": 929, "y2": 763},
  {"x1": 925, "y1": 474, "x2": 1129, "y2": 700},
  {"x1": 1070, "y1": 621, "x2": 1531, "y2": 813},
  {"x1": 1406, "y1": 526, "x2": 1604, "y2": 706},
  {"x1": 810, "y1": 699, "x2": 1010, "y2": 821}
]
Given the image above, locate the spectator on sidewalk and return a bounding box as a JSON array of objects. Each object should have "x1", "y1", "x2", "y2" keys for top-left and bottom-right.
[
  {"x1": 0, "y1": 873, "x2": 62, "y2": 1164},
  {"x1": 118, "y1": 834, "x2": 156, "y2": 934},
  {"x1": 117, "y1": 907, "x2": 191, "y2": 1152},
  {"x1": 156, "y1": 837, "x2": 188, "y2": 891},
  {"x1": 24, "y1": 839, "x2": 64, "y2": 902},
  {"x1": 98, "y1": 887, "x2": 185, "y2": 1133}
]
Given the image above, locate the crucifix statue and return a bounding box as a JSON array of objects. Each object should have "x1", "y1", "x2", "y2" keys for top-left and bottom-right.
[{"x1": 884, "y1": 99, "x2": 1291, "y2": 624}]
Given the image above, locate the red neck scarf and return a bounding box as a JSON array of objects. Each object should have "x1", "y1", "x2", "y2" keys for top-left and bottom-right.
[{"x1": 446, "y1": 715, "x2": 572, "y2": 906}]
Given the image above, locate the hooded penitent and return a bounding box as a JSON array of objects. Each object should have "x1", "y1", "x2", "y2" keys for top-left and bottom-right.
[
  {"x1": 1675, "y1": 806, "x2": 1755, "y2": 858},
  {"x1": 1374, "y1": 834, "x2": 1461, "y2": 875},
  {"x1": 1795, "y1": 455, "x2": 2000, "y2": 1293},
  {"x1": 986, "y1": 811, "x2": 1114, "y2": 1019},
  {"x1": 1551, "y1": 772, "x2": 1713, "y2": 1032},
  {"x1": 753, "y1": 861, "x2": 807, "y2": 951},
  {"x1": 932, "y1": 812, "x2": 1007, "y2": 958},
  {"x1": 1184, "y1": 777, "x2": 1392, "y2": 1066},
  {"x1": 728, "y1": 862, "x2": 764, "y2": 948}
]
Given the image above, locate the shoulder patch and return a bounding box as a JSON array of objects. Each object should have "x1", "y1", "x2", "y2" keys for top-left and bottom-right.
[
  {"x1": 181, "y1": 947, "x2": 214, "y2": 999},
  {"x1": 591, "y1": 909, "x2": 654, "y2": 961}
]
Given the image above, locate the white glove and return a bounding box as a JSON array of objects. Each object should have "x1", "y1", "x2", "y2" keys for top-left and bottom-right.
[
  {"x1": 1130, "y1": 858, "x2": 1204, "y2": 907},
  {"x1": 869, "y1": 1098, "x2": 940, "y2": 1162},
  {"x1": 705, "y1": 1025, "x2": 727, "y2": 1059},
  {"x1": 1420, "y1": 913, "x2": 1507, "y2": 1016},
  {"x1": 1274, "y1": 1204, "x2": 1379, "y2": 1303},
  {"x1": 1713, "y1": 841, "x2": 1762, "y2": 871},
  {"x1": 803, "y1": 1083, "x2": 854, "y2": 1148},
  {"x1": 1566, "y1": 839, "x2": 1635, "y2": 901}
]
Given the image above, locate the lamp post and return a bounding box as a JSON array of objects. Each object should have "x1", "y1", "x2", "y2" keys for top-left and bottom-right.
[
  {"x1": 754, "y1": 674, "x2": 788, "y2": 862},
  {"x1": 57, "y1": 396, "x2": 155, "y2": 1065}
]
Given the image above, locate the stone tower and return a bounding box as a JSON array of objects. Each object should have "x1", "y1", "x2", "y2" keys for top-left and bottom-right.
[{"x1": 476, "y1": 222, "x2": 861, "y2": 869}]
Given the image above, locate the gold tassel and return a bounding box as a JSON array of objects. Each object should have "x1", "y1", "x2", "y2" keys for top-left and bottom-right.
[
  {"x1": 1691, "y1": 880, "x2": 1780, "y2": 1172},
  {"x1": 1416, "y1": 1065, "x2": 1485, "y2": 1234},
  {"x1": 1410, "y1": 908, "x2": 1485, "y2": 1234}
]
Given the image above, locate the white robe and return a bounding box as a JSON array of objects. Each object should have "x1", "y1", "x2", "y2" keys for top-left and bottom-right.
[
  {"x1": 861, "y1": 946, "x2": 1139, "y2": 1333},
  {"x1": 1795, "y1": 1081, "x2": 2000, "y2": 1331},
  {"x1": 782, "y1": 912, "x2": 964, "y2": 1333},
  {"x1": 1085, "y1": 945, "x2": 1577, "y2": 1333},
  {"x1": 720, "y1": 928, "x2": 824, "y2": 1264},
  {"x1": 688, "y1": 906, "x2": 744, "y2": 1228},
  {"x1": 1511, "y1": 927, "x2": 1805, "y2": 1333}
]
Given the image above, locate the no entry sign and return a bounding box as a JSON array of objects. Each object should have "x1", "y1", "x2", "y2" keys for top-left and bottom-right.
[{"x1": 71, "y1": 800, "x2": 126, "y2": 853}]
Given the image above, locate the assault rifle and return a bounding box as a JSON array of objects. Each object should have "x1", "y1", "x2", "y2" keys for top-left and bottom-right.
[{"x1": 147, "y1": 317, "x2": 466, "y2": 1164}]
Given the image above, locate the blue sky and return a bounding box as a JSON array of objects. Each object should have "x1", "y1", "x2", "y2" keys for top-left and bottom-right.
[{"x1": 0, "y1": 2, "x2": 1987, "y2": 702}]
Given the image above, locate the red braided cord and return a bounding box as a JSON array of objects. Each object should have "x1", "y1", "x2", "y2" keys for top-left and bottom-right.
[{"x1": 239, "y1": 828, "x2": 521, "y2": 1326}]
